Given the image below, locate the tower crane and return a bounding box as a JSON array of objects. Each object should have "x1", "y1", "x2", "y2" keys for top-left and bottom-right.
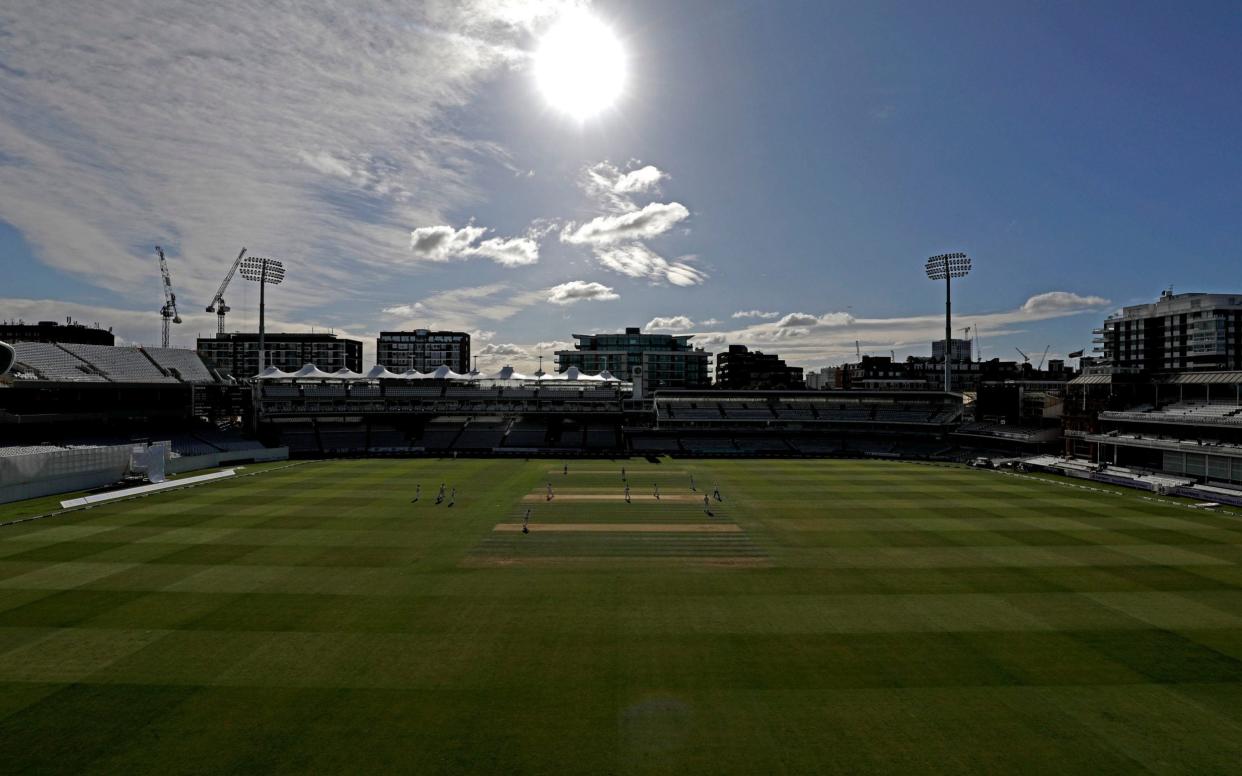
[
  {"x1": 1015, "y1": 346, "x2": 1030, "y2": 364},
  {"x1": 155, "y1": 246, "x2": 181, "y2": 348},
  {"x1": 1037, "y1": 345, "x2": 1051, "y2": 370},
  {"x1": 205, "y1": 247, "x2": 248, "y2": 336}
]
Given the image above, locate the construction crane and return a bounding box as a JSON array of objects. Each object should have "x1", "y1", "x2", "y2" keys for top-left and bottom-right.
[
  {"x1": 155, "y1": 246, "x2": 181, "y2": 347},
  {"x1": 1015, "y1": 346, "x2": 1030, "y2": 364},
  {"x1": 205, "y1": 247, "x2": 248, "y2": 336},
  {"x1": 1036, "y1": 345, "x2": 1051, "y2": 370}
]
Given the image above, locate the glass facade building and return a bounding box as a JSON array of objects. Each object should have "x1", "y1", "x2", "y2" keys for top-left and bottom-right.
[
  {"x1": 376, "y1": 330, "x2": 470, "y2": 373},
  {"x1": 555, "y1": 327, "x2": 710, "y2": 388},
  {"x1": 1095, "y1": 292, "x2": 1242, "y2": 374},
  {"x1": 196, "y1": 332, "x2": 362, "y2": 377}
]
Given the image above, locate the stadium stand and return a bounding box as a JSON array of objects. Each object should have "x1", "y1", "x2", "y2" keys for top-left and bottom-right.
[
  {"x1": 143, "y1": 347, "x2": 218, "y2": 383},
  {"x1": 10, "y1": 342, "x2": 106, "y2": 382},
  {"x1": 59, "y1": 343, "x2": 176, "y2": 383}
]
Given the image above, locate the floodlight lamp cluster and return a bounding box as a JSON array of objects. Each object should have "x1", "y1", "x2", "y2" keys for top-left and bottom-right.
[
  {"x1": 925, "y1": 252, "x2": 971, "y2": 280},
  {"x1": 240, "y1": 256, "x2": 286, "y2": 285}
]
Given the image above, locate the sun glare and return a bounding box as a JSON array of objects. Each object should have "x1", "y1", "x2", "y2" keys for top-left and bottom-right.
[{"x1": 534, "y1": 10, "x2": 626, "y2": 120}]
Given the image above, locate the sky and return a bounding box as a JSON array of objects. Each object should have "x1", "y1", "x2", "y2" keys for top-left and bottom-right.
[{"x1": 1, "y1": 0, "x2": 1239, "y2": 374}]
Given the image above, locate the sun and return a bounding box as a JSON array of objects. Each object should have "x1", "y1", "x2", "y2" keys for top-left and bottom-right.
[{"x1": 534, "y1": 9, "x2": 626, "y2": 120}]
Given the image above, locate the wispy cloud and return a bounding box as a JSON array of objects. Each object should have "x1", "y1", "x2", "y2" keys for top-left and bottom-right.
[
  {"x1": 582, "y1": 160, "x2": 667, "y2": 211},
  {"x1": 697, "y1": 290, "x2": 1112, "y2": 368},
  {"x1": 593, "y1": 244, "x2": 707, "y2": 286},
  {"x1": 0, "y1": 0, "x2": 568, "y2": 318}
]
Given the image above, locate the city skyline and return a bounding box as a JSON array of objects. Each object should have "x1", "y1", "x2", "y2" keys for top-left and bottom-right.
[{"x1": 2, "y1": 1, "x2": 1239, "y2": 373}]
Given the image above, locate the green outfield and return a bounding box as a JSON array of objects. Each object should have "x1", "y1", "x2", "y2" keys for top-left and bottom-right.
[{"x1": 2, "y1": 458, "x2": 1242, "y2": 774}]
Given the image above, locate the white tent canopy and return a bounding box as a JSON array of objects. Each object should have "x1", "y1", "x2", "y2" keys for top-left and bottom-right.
[
  {"x1": 255, "y1": 366, "x2": 295, "y2": 380},
  {"x1": 486, "y1": 365, "x2": 531, "y2": 381},
  {"x1": 364, "y1": 365, "x2": 403, "y2": 380},
  {"x1": 251, "y1": 362, "x2": 626, "y2": 383},
  {"x1": 291, "y1": 364, "x2": 337, "y2": 379}
]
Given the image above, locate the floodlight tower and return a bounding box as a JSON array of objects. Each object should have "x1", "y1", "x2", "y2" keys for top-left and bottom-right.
[
  {"x1": 239, "y1": 256, "x2": 285, "y2": 373},
  {"x1": 924, "y1": 252, "x2": 972, "y2": 393}
]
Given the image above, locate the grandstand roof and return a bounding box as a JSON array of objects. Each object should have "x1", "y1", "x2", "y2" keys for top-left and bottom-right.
[
  {"x1": 365, "y1": 365, "x2": 403, "y2": 380},
  {"x1": 253, "y1": 362, "x2": 623, "y2": 383},
  {"x1": 1162, "y1": 371, "x2": 1242, "y2": 385}
]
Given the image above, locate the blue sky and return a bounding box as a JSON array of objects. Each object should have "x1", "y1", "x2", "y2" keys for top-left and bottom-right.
[{"x1": 1, "y1": 0, "x2": 1239, "y2": 371}]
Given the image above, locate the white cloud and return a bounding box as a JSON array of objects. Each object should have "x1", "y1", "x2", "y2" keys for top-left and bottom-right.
[
  {"x1": 534, "y1": 340, "x2": 574, "y2": 352},
  {"x1": 1021, "y1": 291, "x2": 1111, "y2": 315},
  {"x1": 593, "y1": 244, "x2": 708, "y2": 286},
  {"x1": 732, "y1": 310, "x2": 780, "y2": 320},
  {"x1": 546, "y1": 281, "x2": 619, "y2": 305},
  {"x1": 699, "y1": 318, "x2": 720, "y2": 326},
  {"x1": 479, "y1": 343, "x2": 526, "y2": 357},
  {"x1": 583, "y1": 161, "x2": 666, "y2": 210},
  {"x1": 645, "y1": 315, "x2": 695, "y2": 331},
  {"x1": 561, "y1": 202, "x2": 690, "y2": 246},
  {"x1": 470, "y1": 329, "x2": 496, "y2": 343},
  {"x1": 776, "y1": 312, "x2": 820, "y2": 328},
  {"x1": 409, "y1": 224, "x2": 539, "y2": 266}
]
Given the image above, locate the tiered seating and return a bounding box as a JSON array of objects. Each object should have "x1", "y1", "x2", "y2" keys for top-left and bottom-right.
[
  {"x1": 586, "y1": 427, "x2": 617, "y2": 449},
  {"x1": 166, "y1": 434, "x2": 218, "y2": 456},
  {"x1": 1103, "y1": 400, "x2": 1242, "y2": 425},
  {"x1": 683, "y1": 437, "x2": 738, "y2": 453},
  {"x1": 143, "y1": 348, "x2": 217, "y2": 383},
  {"x1": 281, "y1": 430, "x2": 320, "y2": 453},
  {"x1": 0, "y1": 444, "x2": 69, "y2": 457},
  {"x1": 350, "y1": 385, "x2": 382, "y2": 398},
  {"x1": 455, "y1": 426, "x2": 507, "y2": 449},
  {"x1": 420, "y1": 424, "x2": 462, "y2": 449},
  {"x1": 721, "y1": 405, "x2": 774, "y2": 420},
  {"x1": 735, "y1": 437, "x2": 790, "y2": 452},
  {"x1": 11, "y1": 342, "x2": 106, "y2": 382},
  {"x1": 60, "y1": 344, "x2": 175, "y2": 383},
  {"x1": 195, "y1": 429, "x2": 266, "y2": 452},
  {"x1": 304, "y1": 385, "x2": 346, "y2": 398},
  {"x1": 504, "y1": 425, "x2": 548, "y2": 447},
  {"x1": 631, "y1": 437, "x2": 681, "y2": 452},
  {"x1": 368, "y1": 428, "x2": 409, "y2": 449},
  {"x1": 263, "y1": 384, "x2": 301, "y2": 398},
  {"x1": 318, "y1": 427, "x2": 368, "y2": 452},
  {"x1": 386, "y1": 385, "x2": 443, "y2": 397}
]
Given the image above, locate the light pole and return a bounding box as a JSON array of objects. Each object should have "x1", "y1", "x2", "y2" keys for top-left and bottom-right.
[
  {"x1": 924, "y1": 252, "x2": 971, "y2": 393},
  {"x1": 240, "y1": 256, "x2": 285, "y2": 374}
]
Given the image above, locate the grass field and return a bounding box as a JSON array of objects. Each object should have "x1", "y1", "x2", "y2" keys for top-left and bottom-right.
[{"x1": 2, "y1": 458, "x2": 1242, "y2": 774}]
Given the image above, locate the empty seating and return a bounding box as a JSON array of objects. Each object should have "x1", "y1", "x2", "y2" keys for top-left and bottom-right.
[
  {"x1": 11, "y1": 342, "x2": 106, "y2": 382},
  {"x1": 143, "y1": 348, "x2": 217, "y2": 383},
  {"x1": 60, "y1": 344, "x2": 175, "y2": 383}
]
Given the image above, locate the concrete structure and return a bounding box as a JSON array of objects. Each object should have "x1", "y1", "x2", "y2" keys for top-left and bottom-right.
[
  {"x1": 376, "y1": 330, "x2": 470, "y2": 373},
  {"x1": 197, "y1": 332, "x2": 362, "y2": 378},
  {"x1": 715, "y1": 345, "x2": 804, "y2": 389},
  {"x1": 0, "y1": 320, "x2": 114, "y2": 346},
  {"x1": 556, "y1": 327, "x2": 710, "y2": 389},
  {"x1": 1095, "y1": 291, "x2": 1242, "y2": 374}
]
